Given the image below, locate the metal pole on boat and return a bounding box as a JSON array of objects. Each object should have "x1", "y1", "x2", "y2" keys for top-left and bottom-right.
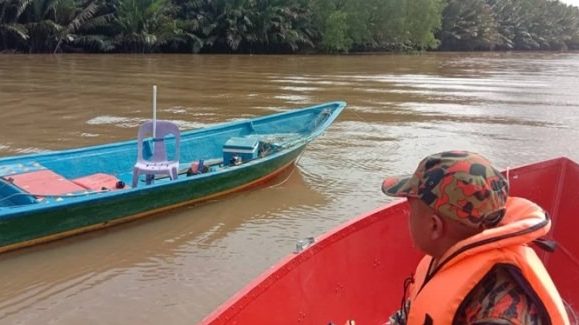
[{"x1": 153, "y1": 85, "x2": 157, "y2": 139}]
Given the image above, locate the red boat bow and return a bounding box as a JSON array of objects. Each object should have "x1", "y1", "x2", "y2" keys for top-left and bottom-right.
[{"x1": 202, "y1": 157, "x2": 579, "y2": 324}]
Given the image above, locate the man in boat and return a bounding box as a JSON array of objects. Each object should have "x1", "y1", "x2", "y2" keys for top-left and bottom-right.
[{"x1": 381, "y1": 151, "x2": 570, "y2": 325}]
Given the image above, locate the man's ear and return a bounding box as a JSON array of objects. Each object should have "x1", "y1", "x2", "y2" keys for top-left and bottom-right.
[{"x1": 430, "y1": 214, "x2": 444, "y2": 240}]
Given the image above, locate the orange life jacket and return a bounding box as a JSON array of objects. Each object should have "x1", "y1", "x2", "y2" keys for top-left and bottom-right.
[{"x1": 405, "y1": 197, "x2": 570, "y2": 325}]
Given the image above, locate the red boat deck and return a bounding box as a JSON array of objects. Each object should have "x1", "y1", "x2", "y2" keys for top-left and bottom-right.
[{"x1": 201, "y1": 157, "x2": 579, "y2": 324}]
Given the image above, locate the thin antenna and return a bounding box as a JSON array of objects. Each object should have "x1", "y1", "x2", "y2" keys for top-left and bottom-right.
[{"x1": 153, "y1": 85, "x2": 157, "y2": 139}]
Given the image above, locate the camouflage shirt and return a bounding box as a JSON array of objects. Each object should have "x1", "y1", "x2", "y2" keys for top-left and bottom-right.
[{"x1": 388, "y1": 265, "x2": 547, "y2": 325}]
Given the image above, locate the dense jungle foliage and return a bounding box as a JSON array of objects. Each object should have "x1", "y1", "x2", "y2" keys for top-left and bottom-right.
[{"x1": 1, "y1": 0, "x2": 578, "y2": 53}]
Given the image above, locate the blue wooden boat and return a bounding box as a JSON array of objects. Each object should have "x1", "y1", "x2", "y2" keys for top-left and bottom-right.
[{"x1": 0, "y1": 101, "x2": 346, "y2": 253}]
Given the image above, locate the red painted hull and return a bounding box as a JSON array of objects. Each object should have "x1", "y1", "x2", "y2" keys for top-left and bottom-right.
[{"x1": 201, "y1": 157, "x2": 579, "y2": 324}]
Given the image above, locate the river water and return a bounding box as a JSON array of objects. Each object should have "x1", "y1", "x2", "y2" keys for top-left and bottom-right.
[{"x1": 0, "y1": 53, "x2": 578, "y2": 324}]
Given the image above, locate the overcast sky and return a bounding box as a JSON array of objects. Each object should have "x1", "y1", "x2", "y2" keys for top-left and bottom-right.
[{"x1": 560, "y1": 0, "x2": 579, "y2": 7}]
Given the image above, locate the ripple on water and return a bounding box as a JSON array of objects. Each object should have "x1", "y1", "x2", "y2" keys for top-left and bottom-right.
[
  {"x1": 86, "y1": 115, "x2": 141, "y2": 128},
  {"x1": 0, "y1": 268, "x2": 127, "y2": 323},
  {"x1": 279, "y1": 86, "x2": 319, "y2": 92},
  {"x1": 273, "y1": 94, "x2": 312, "y2": 103},
  {"x1": 15, "y1": 147, "x2": 47, "y2": 154},
  {"x1": 80, "y1": 133, "x2": 99, "y2": 138},
  {"x1": 86, "y1": 115, "x2": 209, "y2": 130}
]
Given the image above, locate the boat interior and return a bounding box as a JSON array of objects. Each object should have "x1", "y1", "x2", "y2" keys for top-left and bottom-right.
[{"x1": 0, "y1": 105, "x2": 337, "y2": 209}]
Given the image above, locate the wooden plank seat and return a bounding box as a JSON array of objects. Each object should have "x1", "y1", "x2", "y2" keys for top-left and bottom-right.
[
  {"x1": 72, "y1": 173, "x2": 125, "y2": 191},
  {"x1": 2, "y1": 169, "x2": 124, "y2": 197},
  {"x1": 7, "y1": 170, "x2": 86, "y2": 196}
]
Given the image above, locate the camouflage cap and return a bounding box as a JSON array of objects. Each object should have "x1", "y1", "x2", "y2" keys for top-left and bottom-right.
[{"x1": 382, "y1": 151, "x2": 509, "y2": 229}]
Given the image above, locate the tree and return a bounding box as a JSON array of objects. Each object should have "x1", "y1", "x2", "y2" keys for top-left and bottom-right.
[
  {"x1": 0, "y1": 0, "x2": 105, "y2": 52},
  {"x1": 439, "y1": 0, "x2": 579, "y2": 51},
  {"x1": 53, "y1": 0, "x2": 102, "y2": 53},
  {"x1": 439, "y1": 0, "x2": 499, "y2": 50},
  {"x1": 0, "y1": 0, "x2": 30, "y2": 51},
  {"x1": 245, "y1": 0, "x2": 314, "y2": 53},
  {"x1": 405, "y1": 0, "x2": 443, "y2": 49},
  {"x1": 111, "y1": 0, "x2": 175, "y2": 52}
]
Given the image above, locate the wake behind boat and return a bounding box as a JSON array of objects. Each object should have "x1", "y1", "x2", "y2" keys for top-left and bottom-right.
[
  {"x1": 0, "y1": 101, "x2": 346, "y2": 254},
  {"x1": 201, "y1": 157, "x2": 579, "y2": 324}
]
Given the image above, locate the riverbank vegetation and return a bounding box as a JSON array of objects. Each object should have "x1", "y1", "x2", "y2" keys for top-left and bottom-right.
[{"x1": 1, "y1": 0, "x2": 578, "y2": 53}]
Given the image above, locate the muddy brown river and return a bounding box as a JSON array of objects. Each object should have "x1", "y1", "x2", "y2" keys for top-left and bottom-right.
[{"x1": 0, "y1": 53, "x2": 578, "y2": 324}]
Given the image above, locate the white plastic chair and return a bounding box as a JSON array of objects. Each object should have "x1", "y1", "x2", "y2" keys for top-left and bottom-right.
[{"x1": 132, "y1": 120, "x2": 180, "y2": 187}]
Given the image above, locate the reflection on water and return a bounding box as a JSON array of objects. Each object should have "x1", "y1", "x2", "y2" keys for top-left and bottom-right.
[{"x1": 0, "y1": 52, "x2": 578, "y2": 324}]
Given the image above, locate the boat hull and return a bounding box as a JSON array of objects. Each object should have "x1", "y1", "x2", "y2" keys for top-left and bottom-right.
[
  {"x1": 201, "y1": 157, "x2": 579, "y2": 324},
  {"x1": 0, "y1": 145, "x2": 304, "y2": 253}
]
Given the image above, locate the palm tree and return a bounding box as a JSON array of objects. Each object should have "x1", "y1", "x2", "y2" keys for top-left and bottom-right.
[
  {"x1": 20, "y1": 0, "x2": 68, "y2": 52},
  {"x1": 243, "y1": 0, "x2": 314, "y2": 53},
  {"x1": 0, "y1": 0, "x2": 30, "y2": 51},
  {"x1": 52, "y1": 0, "x2": 102, "y2": 52},
  {"x1": 182, "y1": 0, "x2": 252, "y2": 52},
  {"x1": 0, "y1": 0, "x2": 105, "y2": 52},
  {"x1": 110, "y1": 0, "x2": 175, "y2": 52},
  {"x1": 438, "y1": 0, "x2": 499, "y2": 50}
]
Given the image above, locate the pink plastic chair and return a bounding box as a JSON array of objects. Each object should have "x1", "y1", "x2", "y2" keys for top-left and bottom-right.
[{"x1": 132, "y1": 120, "x2": 180, "y2": 187}]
